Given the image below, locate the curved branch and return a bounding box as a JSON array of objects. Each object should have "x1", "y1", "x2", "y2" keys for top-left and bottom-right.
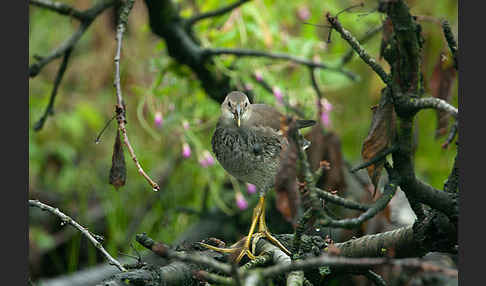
[
  {"x1": 203, "y1": 48, "x2": 358, "y2": 81},
  {"x1": 186, "y1": 0, "x2": 251, "y2": 26},
  {"x1": 318, "y1": 178, "x2": 398, "y2": 229},
  {"x1": 29, "y1": 200, "x2": 126, "y2": 272},
  {"x1": 408, "y1": 97, "x2": 458, "y2": 118}
]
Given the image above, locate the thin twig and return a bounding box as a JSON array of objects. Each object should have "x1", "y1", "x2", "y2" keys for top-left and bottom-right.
[
  {"x1": 29, "y1": 0, "x2": 114, "y2": 77},
  {"x1": 186, "y1": 0, "x2": 250, "y2": 26},
  {"x1": 29, "y1": 200, "x2": 126, "y2": 272},
  {"x1": 326, "y1": 13, "x2": 391, "y2": 85},
  {"x1": 313, "y1": 187, "x2": 369, "y2": 211},
  {"x1": 33, "y1": 48, "x2": 73, "y2": 131},
  {"x1": 442, "y1": 121, "x2": 458, "y2": 149},
  {"x1": 350, "y1": 145, "x2": 398, "y2": 173},
  {"x1": 363, "y1": 270, "x2": 387, "y2": 286},
  {"x1": 319, "y1": 168, "x2": 398, "y2": 229},
  {"x1": 113, "y1": 0, "x2": 160, "y2": 192},
  {"x1": 30, "y1": 0, "x2": 89, "y2": 21},
  {"x1": 204, "y1": 48, "x2": 358, "y2": 81}
]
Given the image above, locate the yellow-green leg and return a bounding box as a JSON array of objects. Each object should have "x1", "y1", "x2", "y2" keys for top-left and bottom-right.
[
  {"x1": 257, "y1": 197, "x2": 291, "y2": 255},
  {"x1": 199, "y1": 196, "x2": 265, "y2": 262}
]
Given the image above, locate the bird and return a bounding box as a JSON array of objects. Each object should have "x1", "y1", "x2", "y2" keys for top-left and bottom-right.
[{"x1": 200, "y1": 91, "x2": 315, "y2": 262}]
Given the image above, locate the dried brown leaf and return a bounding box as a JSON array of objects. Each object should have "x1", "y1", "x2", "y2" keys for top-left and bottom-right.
[
  {"x1": 109, "y1": 130, "x2": 126, "y2": 190},
  {"x1": 305, "y1": 126, "x2": 346, "y2": 194},
  {"x1": 361, "y1": 95, "x2": 396, "y2": 191},
  {"x1": 430, "y1": 53, "x2": 457, "y2": 138},
  {"x1": 274, "y1": 120, "x2": 301, "y2": 226}
]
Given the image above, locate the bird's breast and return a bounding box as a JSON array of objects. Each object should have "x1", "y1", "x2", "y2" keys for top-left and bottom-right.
[{"x1": 211, "y1": 126, "x2": 286, "y2": 189}]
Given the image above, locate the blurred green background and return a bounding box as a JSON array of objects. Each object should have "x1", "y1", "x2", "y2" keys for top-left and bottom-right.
[{"x1": 29, "y1": 0, "x2": 457, "y2": 279}]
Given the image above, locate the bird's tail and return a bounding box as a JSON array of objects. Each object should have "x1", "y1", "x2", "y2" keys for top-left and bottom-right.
[{"x1": 297, "y1": 119, "x2": 316, "y2": 129}]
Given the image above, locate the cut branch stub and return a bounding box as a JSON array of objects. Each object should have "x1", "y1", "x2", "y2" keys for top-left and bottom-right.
[
  {"x1": 361, "y1": 95, "x2": 397, "y2": 193},
  {"x1": 429, "y1": 53, "x2": 457, "y2": 138},
  {"x1": 109, "y1": 130, "x2": 127, "y2": 189}
]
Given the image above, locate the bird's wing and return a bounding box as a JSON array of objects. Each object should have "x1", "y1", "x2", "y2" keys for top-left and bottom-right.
[{"x1": 249, "y1": 104, "x2": 283, "y2": 130}]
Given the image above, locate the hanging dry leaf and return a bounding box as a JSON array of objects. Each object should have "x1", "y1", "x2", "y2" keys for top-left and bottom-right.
[
  {"x1": 429, "y1": 53, "x2": 457, "y2": 138},
  {"x1": 361, "y1": 94, "x2": 396, "y2": 192},
  {"x1": 305, "y1": 126, "x2": 346, "y2": 194},
  {"x1": 379, "y1": 17, "x2": 393, "y2": 59},
  {"x1": 109, "y1": 130, "x2": 126, "y2": 190},
  {"x1": 274, "y1": 119, "x2": 301, "y2": 227}
]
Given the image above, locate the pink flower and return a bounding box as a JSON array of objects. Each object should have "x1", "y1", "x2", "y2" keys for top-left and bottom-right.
[
  {"x1": 199, "y1": 150, "x2": 215, "y2": 168},
  {"x1": 254, "y1": 71, "x2": 263, "y2": 82},
  {"x1": 246, "y1": 183, "x2": 257, "y2": 194},
  {"x1": 319, "y1": 99, "x2": 333, "y2": 128},
  {"x1": 182, "y1": 142, "x2": 191, "y2": 158},
  {"x1": 182, "y1": 120, "x2": 190, "y2": 130},
  {"x1": 235, "y1": 192, "x2": 248, "y2": 210},
  {"x1": 154, "y1": 112, "x2": 163, "y2": 127},
  {"x1": 297, "y1": 6, "x2": 310, "y2": 21},
  {"x1": 273, "y1": 86, "x2": 283, "y2": 102}
]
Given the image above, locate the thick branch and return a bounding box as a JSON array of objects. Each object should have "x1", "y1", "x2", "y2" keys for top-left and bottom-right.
[
  {"x1": 186, "y1": 0, "x2": 250, "y2": 26},
  {"x1": 29, "y1": 200, "x2": 126, "y2": 272},
  {"x1": 407, "y1": 97, "x2": 458, "y2": 118}
]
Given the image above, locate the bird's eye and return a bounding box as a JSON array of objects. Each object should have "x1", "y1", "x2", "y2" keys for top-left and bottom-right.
[
  {"x1": 244, "y1": 102, "x2": 248, "y2": 107},
  {"x1": 228, "y1": 101, "x2": 232, "y2": 108}
]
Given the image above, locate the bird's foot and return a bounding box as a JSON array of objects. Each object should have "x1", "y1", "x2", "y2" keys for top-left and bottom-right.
[{"x1": 198, "y1": 236, "x2": 257, "y2": 263}]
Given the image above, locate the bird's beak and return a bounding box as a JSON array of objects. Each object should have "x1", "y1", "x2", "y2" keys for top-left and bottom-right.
[{"x1": 235, "y1": 104, "x2": 242, "y2": 127}]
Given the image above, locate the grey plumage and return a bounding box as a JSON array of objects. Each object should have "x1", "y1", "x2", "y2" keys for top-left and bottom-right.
[{"x1": 211, "y1": 91, "x2": 315, "y2": 195}]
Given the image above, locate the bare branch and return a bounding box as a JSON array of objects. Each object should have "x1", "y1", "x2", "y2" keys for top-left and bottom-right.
[
  {"x1": 261, "y1": 254, "x2": 458, "y2": 279},
  {"x1": 409, "y1": 97, "x2": 458, "y2": 118},
  {"x1": 313, "y1": 187, "x2": 369, "y2": 211},
  {"x1": 350, "y1": 145, "x2": 398, "y2": 173},
  {"x1": 203, "y1": 48, "x2": 358, "y2": 81},
  {"x1": 29, "y1": 0, "x2": 114, "y2": 78},
  {"x1": 135, "y1": 233, "x2": 232, "y2": 274},
  {"x1": 30, "y1": 0, "x2": 88, "y2": 21},
  {"x1": 186, "y1": 0, "x2": 251, "y2": 26},
  {"x1": 340, "y1": 25, "x2": 383, "y2": 67},
  {"x1": 326, "y1": 13, "x2": 391, "y2": 85},
  {"x1": 29, "y1": 200, "x2": 126, "y2": 272},
  {"x1": 441, "y1": 20, "x2": 458, "y2": 69},
  {"x1": 113, "y1": 0, "x2": 160, "y2": 192},
  {"x1": 33, "y1": 48, "x2": 73, "y2": 131}
]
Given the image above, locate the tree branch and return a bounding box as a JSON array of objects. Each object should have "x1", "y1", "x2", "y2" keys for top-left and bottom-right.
[
  {"x1": 339, "y1": 25, "x2": 384, "y2": 67},
  {"x1": 33, "y1": 48, "x2": 73, "y2": 131},
  {"x1": 113, "y1": 0, "x2": 160, "y2": 192},
  {"x1": 186, "y1": 0, "x2": 251, "y2": 26},
  {"x1": 203, "y1": 48, "x2": 358, "y2": 81},
  {"x1": 29, "y1": 200, "x2": 126, "y2": 272},
  {"x1": 326, "y1": 14, "x2": 391, "y2": 85},
  {"x1": 30, "y1": 0, "x2": 89, "y2": 21},
  {"x1": 441, "y1": 20, "x2": 457, "y2": 70},
  {"x1": 29, "y1": 0, "x2": 114, "y2": 78}
]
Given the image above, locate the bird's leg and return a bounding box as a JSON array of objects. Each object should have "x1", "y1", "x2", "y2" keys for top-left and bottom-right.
[
  {"x1": 257, "y1": 196, "x2": 291, "y2": 255},
  {"x1": 198, "y1": 196, "x2": 265, "y2": 263}
]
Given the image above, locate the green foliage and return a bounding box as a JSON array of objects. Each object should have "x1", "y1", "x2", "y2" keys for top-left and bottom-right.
[{"x1": 29, "y1": 0, "x2": 457, "y2": 277}]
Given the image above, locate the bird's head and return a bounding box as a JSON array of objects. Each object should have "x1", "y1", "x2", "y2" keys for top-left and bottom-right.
[{"x1": 221, "y1": 91, "x2": 251, "y2": 127}]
